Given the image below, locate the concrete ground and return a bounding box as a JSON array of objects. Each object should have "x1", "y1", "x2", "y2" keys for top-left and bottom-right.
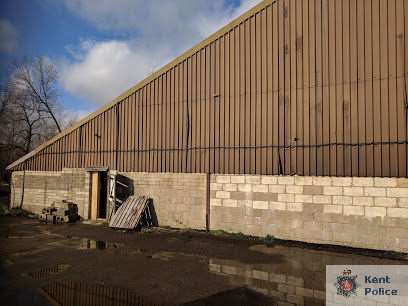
[{"x1": 0, "y1": 216, "x2": 407, "y2": 306}]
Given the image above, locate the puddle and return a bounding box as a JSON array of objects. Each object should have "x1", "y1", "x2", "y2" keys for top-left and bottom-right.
[
  {"x1": 9, "y1": 237, "x2": 124, "y2": 258},
  {"x1": 208, "y1": 257, "x2": 325, "y2": 305},
  {"x1": 29, "y1": 264, "x2": 71, "y2": 280},
  {"x1": 43, "y1": 280, "x2": 152, "y2": 306},
  {"x1": 77, "y1": 239, "x2": 123, "y2": 250},
  {"x1": 146, "y1": 249, "x2": 326, "y2": 305},
  {"x1": 146, "y1": 249, "x2": 324, "y2": 304},
  {"x1": 146, "y1": 244, "x2": 408, "y2": 306},
  {"x1": 205, "y1": 244, "x2": 408, "y2": 306},
  {"x1": 49, "y1": 237, "x2": 124, "y2": 251}
]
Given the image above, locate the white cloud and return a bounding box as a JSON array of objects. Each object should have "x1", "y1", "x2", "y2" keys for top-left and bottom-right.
[
  {"x1": 0, "y1": 19, "x2": 18, "y2": 54},
  {"x1": 59, "y1": 0, "x2": 261, "y2": 104},
  {"x1": 62, "y1": 0, "x2": 261, "y2": 48},
  {"x1": 60, "y1": 40, "x2": 169, "y2": 103}
]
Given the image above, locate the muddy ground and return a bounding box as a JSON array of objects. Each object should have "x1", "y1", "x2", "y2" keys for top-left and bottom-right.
[{"x1": 0, "y1": 216, "x2": 407, "y2": 306}]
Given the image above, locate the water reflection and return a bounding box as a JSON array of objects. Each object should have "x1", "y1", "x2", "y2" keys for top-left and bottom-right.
[
  {"x1": 209, "y1": 257, "x2": 324, "y2": 306},
  {"x1": 148, "y1": 249, "x2": 324, "y2": 305},
  {"x1": 206, "y1": 244, "x2": 406, "y2": 306},
  {"x1": 48, "y1": 237, "x2": 124, "y2": 250},
  {"x1": 77, "y1": 239, "x2": 122, "y2": 250}
]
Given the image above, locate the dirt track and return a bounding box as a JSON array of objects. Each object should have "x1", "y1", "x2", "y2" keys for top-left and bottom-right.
[{"x1": 0, "y1": 216, "x2": 406, "y2": 306}]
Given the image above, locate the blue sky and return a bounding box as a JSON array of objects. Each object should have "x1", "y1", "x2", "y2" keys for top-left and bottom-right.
[{"x1": 0, "y1": 0, "x2": 259, "y2": 122}]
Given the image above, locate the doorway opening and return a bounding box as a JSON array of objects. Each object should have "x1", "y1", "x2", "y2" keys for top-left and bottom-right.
[
  {"x1": 98, "y1": 171, "x2": 108, "y2": 219},
  {"x1": 89, "y1": 169, "x2": 108, "y2": 221}
]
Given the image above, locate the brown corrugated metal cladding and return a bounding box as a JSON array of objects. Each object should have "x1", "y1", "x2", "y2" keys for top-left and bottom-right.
[{"x1": 8, "y1": 0, "x2": 408, "y2": 177}]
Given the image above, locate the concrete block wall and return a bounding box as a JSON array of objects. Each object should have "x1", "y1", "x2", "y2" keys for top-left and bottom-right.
[
  {"x1": 10, "y1": 170, "x2": 207, "y2": 228},
  {"x1": 9, "y1": 168, "x2": 408, "y2": 253},
  {"x1": 121, "y1": 172, "x2": 208, "y2": 230},
  {"x1": 210, "y1": 175, "x2": 408, "y2": 253},
  {"x1": 10, "y1": 169, "x2": 90, "y2": 218}
]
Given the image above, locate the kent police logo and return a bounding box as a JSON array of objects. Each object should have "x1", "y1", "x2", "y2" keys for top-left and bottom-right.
[{"x1": 335, "y1": 269, "x2": 358, "y2": 297}]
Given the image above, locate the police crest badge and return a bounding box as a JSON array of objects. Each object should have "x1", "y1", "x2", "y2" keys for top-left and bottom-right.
[{"x1": 335, "y1": 269, "x2": 358, "y2": 297}]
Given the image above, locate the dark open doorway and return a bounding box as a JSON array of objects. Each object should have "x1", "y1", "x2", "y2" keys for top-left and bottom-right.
[{"x1": 98, "y1": 171, "x2": 108, "y2": 219}]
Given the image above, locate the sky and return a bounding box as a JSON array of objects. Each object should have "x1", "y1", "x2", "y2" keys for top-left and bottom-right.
[{"x1": 0, "y1": 0, "x2": 260, "y2": 122}]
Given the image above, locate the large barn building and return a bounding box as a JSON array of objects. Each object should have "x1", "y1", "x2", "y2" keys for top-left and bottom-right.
[{"x1": 7, "y1": 0, "x2": 408, "y2": 253}]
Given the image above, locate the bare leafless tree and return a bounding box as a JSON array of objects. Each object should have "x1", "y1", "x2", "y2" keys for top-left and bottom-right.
[
  {"x1": 0, "y1": 57, "x2": 68, "y2": 180},
  {"x1": 0, "y1": 85, "x2": 10, "y2": 117},
  {"x1": 0, "y1": 84, "x2": 22, "y2": 179},
  {"x1": 11, "y1": 57, "x2": 62, "y2": 133},
  {"x1": 14, "y1": 99, "x2": 43, "y2": 153}
]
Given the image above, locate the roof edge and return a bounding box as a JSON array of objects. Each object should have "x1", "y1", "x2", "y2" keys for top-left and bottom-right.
[{"x1": 7, "y1": 0, "x2": 276, "y2": 171}]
